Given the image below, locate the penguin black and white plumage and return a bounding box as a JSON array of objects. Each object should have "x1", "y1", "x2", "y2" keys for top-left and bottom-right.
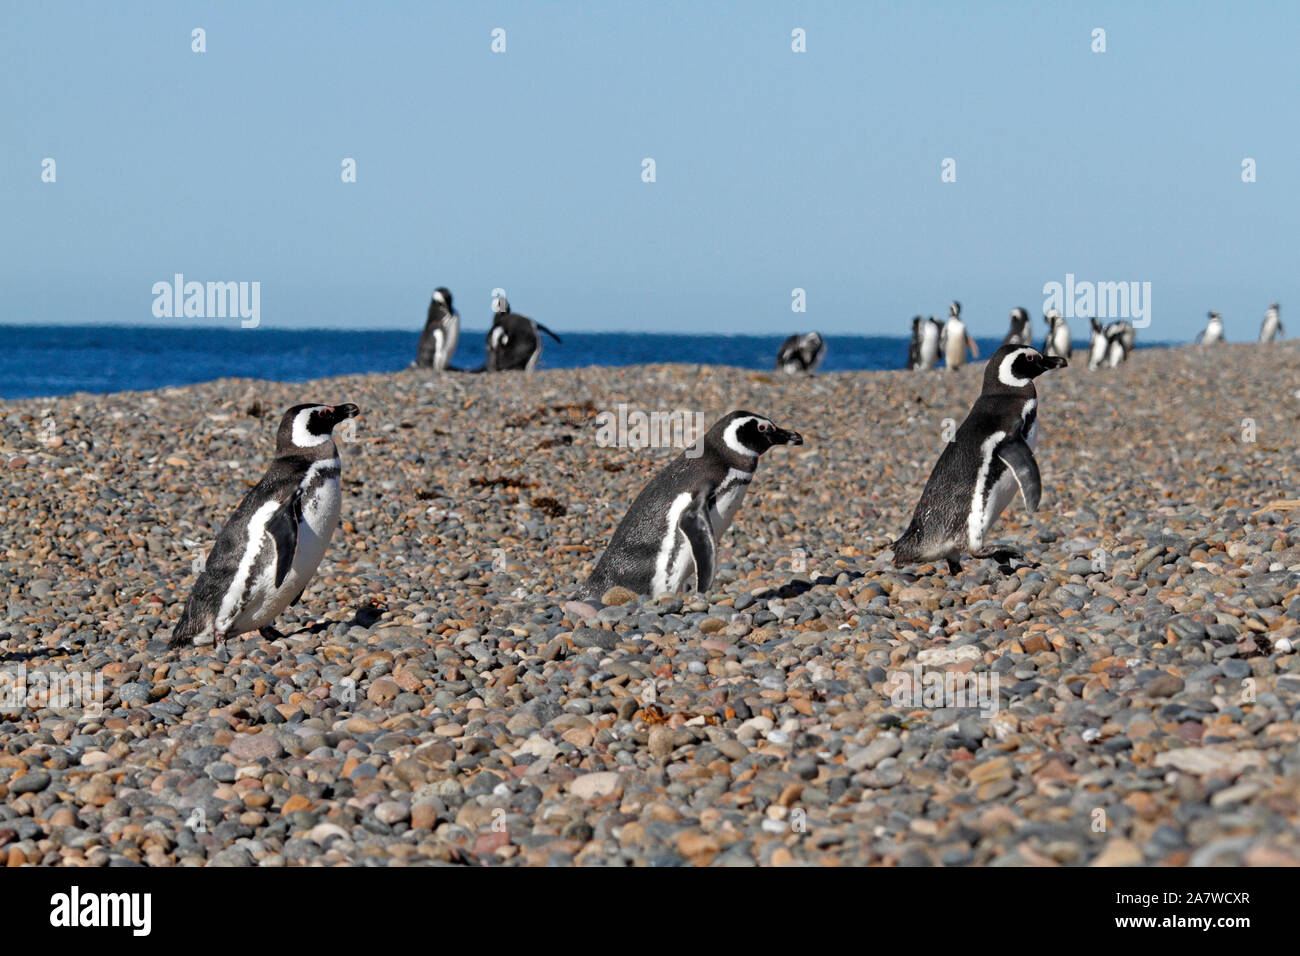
[
  {"x1": 1043, "y1": 309, "x2": 1071, "y2": 360},
  {"x1": 485, "y1": 295, "x2": 562, "y2": 371},
  {"x1": 915, "y1": 315, "x2": 943, "y2": 370},
  {"x1": 168, "y1": 403, "x2": 360, "y2": 646},
  {"x1": 941, "y1": 301, "x2": 979, "y2": 370},
  {"x1": 776, "y1": 332, "x2": 827, "y2": 374},
  {"x1": 1260, "y1": 302, "x2": 1284, "y2": 343},
  {"x1": 1002, "y1": 307, "x2": 1033, "y2": 347},
  {"x1": 893, "y1": 345, "x2": 1066, "y2": 573},
  {"x1": 1196, "y1": 310, "x2": 1225, "y2": 346},
  {"x1": 579, "y1": 411, "x2": 803, "y2": 600},
  {"x1": 414, "y1": 287, "x2": 460, "y2": 370},
  {"x1": 1087, "y1": 318, "x2": 1130, "y2": 369}
]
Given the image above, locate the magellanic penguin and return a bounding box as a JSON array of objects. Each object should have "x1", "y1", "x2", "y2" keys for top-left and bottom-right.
[
  {"x1": 1087, "y1": 318, "x2": 1130, "y2": 369},
  {"x1": 907, "y1": 317, "x2": 922, "y2": 369},
  {"x1": 776, "y1": 332, "x2": 827, "y2": 374},
  {"x1": 414, "y1": 286, "x2": 460, "y2": 370},
  {"x1": 486, "y1": 295, "x2": 562, "y2": 371},
  {"x1": 915, "y1": 316, "x2": 943, "y2": 369},
  {"x1": 893, "y1": 345, "x2": 1066, "y2": 573},
  {"x1": 1260, "y1": 302, "x2": 1284, "y2": 343},
  {"x1": 1196, "y1": 310, "x2": 1225, "y2": 346},
  {"x1": 579, "y1": 411, "x2": 803, "y2": 600},
  {"x1": 1043, "y1": 309, "x2": 1071, "y2": 360},
  {"x1": 941, "y1": 301, "x2": 980, "y2": 370},
  {"x1": 1002, "y1": 307, "x2": 1033, "y2": 347},
  {"x1": 169, "y1": 402, "x2": 360, "y2": 646}
]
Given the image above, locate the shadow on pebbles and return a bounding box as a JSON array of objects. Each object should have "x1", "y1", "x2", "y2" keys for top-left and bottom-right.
[{"x1": 1, "y1": 342, "x2": 1300, "y2": 866}]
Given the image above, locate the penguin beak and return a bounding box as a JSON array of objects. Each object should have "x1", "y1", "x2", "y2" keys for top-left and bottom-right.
[
  {"x1": 774, "y1": 427, "x2": 803, "y2": 446},
  {"x1": 1042, "y1": 356, "x2": 1068, "y2": 371}
]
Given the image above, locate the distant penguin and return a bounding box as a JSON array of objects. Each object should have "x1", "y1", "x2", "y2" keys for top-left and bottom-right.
[
  {"x1": 893, "y1": 345, "x2": 1066, "y2": 573},
  {"x1": 941, "y1": 301, "x2": 979, "y2": 370},
  {"x1": 579, "y1": 411, "x2": 803, "y2": 600},
  {"x1": 169, "y1": 403, "x2": 361, "y2": 646},
  {"x1": 907, "y1": 317, "x2": 922, "y2": 369},
  {"x1": 915, "y1": 316, "x2": 943, "y2": 370},
  {"x1": 414, "y1": 286, "x2": 460, "y2": 370},
  {"x1": 486, "y1": 295, "x2": 562, "y2": 371},
  {"x1": 1002, "y1": 307, "x2": 1033, "y2": 347},
  {"x1": 1196, "y1": 310, "x2": 1225, "y2": 346},
  {"x1": 1088, "y1": 318, "x2": 1129, "y2": 369},
  {"x1": 1260, "y1": 303, "x2": 1284, "y2": 343},
  {"x1": 1043, "y1": 309, "x2": 1071, "y2": 360},
  {"x1": 776, "y1": 332, "x2": 827, "y2": 374}
]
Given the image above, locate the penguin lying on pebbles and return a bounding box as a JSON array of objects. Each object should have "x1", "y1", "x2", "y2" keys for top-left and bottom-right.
[
  {"x1": 486, "y1": 295, "x2": 562, "y2": 371},
  {"x1": 776, "y1": 332, "x2": 827, "y2": 373},
  {"x1": 579, "y1": 411, "x2": 803, "y2": 601},
  {"x1": 169, "y1": 403, "x2": 360, "y2": 646},
  {"x1": 893, "y1": 345, "x2": 1065, "y2": 573}
]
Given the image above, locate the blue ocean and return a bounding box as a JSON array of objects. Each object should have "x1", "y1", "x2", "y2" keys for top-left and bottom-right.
[{"x1": 0, "y1": 326, "x2": 1162, "y2": 401}]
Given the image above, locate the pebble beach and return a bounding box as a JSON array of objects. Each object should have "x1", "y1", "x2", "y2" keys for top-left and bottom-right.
[{"x1": 2, "y1": 341, "x2": 1299, "y2": 867}]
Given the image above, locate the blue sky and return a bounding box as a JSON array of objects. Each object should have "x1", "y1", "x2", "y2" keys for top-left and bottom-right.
[{"x1": 1, "y1": 1, "x2": 1294, "y2": 338}]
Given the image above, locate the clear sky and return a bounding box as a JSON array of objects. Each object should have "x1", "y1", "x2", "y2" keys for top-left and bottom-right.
[{"x1": 2, "y1": 1, "x2": 1294, "y2": 338}]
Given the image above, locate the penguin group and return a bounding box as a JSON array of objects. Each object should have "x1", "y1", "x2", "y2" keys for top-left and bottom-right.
[
  {"x1": 1196, "y1": 304, "x2": 1283, "y2": 345},
  {"x1": 413, "y1": 287, "x2": 562, "y2": 374}
]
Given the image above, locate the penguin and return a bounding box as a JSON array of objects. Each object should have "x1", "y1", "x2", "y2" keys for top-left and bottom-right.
[
  {"x1": 916, "y1": 315, "x2": 943, "y2": 370},
  {"x1": 1260, "y1": 302, "x2": 1284, "y2": 343},
  {"x1": 1043, "y1": 309, "x2": 1071, "y2": 360},
  {"x1": 907, "y1": 317, "x2": 922, "y2": 369},
  {"x1": 1196, "y1": 310, "x2": 1225, "y2": 346},
  {"x1": 168, "y1": 402, "x2": 360, "y2": 646},
  {"x1": 486, "y1": 295, "x2": 562, "y2": 371},
  {"x1": 1087, "y1": 318, "x2": 1130, "y2": 369},
  {"x1": 1002, "y1": 307, "x2": 1033, "y2": 347},
  {"x1": 579, "y1": 411, "x2": 803, "y2": 600},
  {"x1": 941, "y1": 301, "x2": 979, "y2": 370},
  {"x1": 776, "y1": 332, "x2": 827, "y2": 374},
  {"x1": 414, "y1": 286, "x2": 460, "y2": 371},
  {"x1": 893, "y1": 345, "x2": 1066, "y2": 573}
]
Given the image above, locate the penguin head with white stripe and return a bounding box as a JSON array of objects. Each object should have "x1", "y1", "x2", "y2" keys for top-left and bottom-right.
[
  {"x1": 708, "y1": 410, "x2": 803, "y2": 462},
  {"x1": 277, "y1": 403, "x2": 361, "y2": 454},
  {"x1": 983, "y1": 345, "x2": 1066, "y2": 395},
  {"x1": 949, "y1": 301, "x2": 961, "y2": 319},
  {"x1": 432, "y1": 287, "x2": 453, "y2": 310},
  {"x1": 492, "y1": 294, "x2": 511, "y2": 315}
]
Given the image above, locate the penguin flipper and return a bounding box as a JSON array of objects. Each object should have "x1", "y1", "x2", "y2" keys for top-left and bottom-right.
[
  {"x1": 266, "y1": 488, "x2": 303, "y2": 589},
  {"x1": 680, "y1": 492, "x2": 716, "y2": 592},
  {"x1": 997, "y1": 440, "x2": 1041, "y2": 513},
  {"x1": 535, "y1": 322, "x2": 562, "y2": 344}
]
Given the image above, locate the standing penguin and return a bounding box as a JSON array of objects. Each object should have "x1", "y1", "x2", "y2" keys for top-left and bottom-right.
[
  {"x1": 1043, "y1": 309, "x2": 1071, "y2": 360},
  {"x1": 485, "y1": 295, "x2": 562, "y2": 371},
  {"x1": 1002, "y1": 307, "x2": 1033, "y2": 347},
  {"x1": 941, "y1": 301, "x2": 979, "y2": 370},
  {"x1": 169, "y1": 402, "x2": 360, "y2": 646},
  {"x1": 579, "y1": 411, "x2": 803, "y2": 600},
  {"x1": 776, "y1": 332, "x2": 827, "y2": 374},
  {"x1": 1196, "y1": 310, "x2": 1225, "y2": 346},
  {"x1": 1260, "y1": 303, "x2": 1284, "y2": 342},
  {"x1": 893, "y1": 345, "x2": 1066, "y2": 573},
  {"x1": 1087, "y1": 318, "x2": 1129, "y2": 369},
  {"x1": 915, "y1": 315, "x2": 943, "y2": 370},
  {"x1": 414, "y1": 286, "x2": 460, "y2": 370}
]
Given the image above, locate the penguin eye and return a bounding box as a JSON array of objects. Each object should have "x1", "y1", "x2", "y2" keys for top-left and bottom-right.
[{"x1": 758, "y1": 422, "x2": 772, "y2": 433}]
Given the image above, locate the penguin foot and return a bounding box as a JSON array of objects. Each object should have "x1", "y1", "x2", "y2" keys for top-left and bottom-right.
[
  {"x1": 258, "y1": 625, "x2": 286, "y2": 640},
  {"x1": 973, "y1": 546, "x2": 1031, "y2": 571},
  {"x1": 945, "y1": 557, "x2": 963, "y2": 575}
]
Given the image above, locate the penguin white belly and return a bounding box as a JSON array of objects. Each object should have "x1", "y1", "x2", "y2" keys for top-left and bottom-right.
[
  {"x1": 709, "y1": 468, "x2": 753, "y2": 539},
  {"x1": 944, "y1": 321, "x2": 967, "y2": 367},
  {"x1": 1051, "y1": 326, "x2": 1070, "y2": 357},
  {"x1": 1088, "y1": 335, "x2": 1107, "y2": 369},
  {"x1": 1106, "y1": 340, "x2": 1125, "y2": 367},
  {"x1": 973, "y1": 420, "x2": 1038, "y2": 550},
  {"x1": 440, "y1": 318, "x2": 459, "y2": 369},
  {"x1": 1203, "y1": 325, "x2": 1221, "y2": 345},
  {"x1": 919, "y1": 330, "x2": 939, "y2": 369},
  {"x1": 525, "y1": 343, "x2": 541, "y2": 371},
  {"x1": 227, "y1": 468, "x2": 342, "y2": 635}
]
